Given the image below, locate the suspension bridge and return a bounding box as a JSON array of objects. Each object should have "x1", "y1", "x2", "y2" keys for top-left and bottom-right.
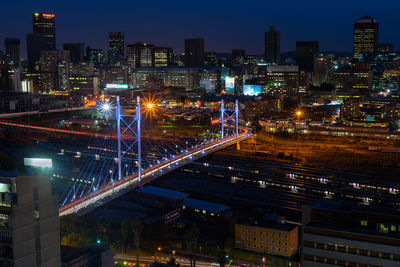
[{"x1": 0, "y1": 97, "x2": 252, "y2": 216}]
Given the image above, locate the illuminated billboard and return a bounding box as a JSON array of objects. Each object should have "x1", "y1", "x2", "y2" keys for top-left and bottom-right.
[
  {"x1": 105, "y1": 84, "x2": 129, "y2": 90},
  {"x1": 24, "y1": 158, "x2": 53, "y2": 168},
  {"x1": 225, "y1": 77, "x2": 235, "y2": 93},
  {"x1": 200, "y1": 80, "x2": 215, "y2": 93},
  {"x1": 243, "y1": 85, "x2": 262, "y2": 96}
]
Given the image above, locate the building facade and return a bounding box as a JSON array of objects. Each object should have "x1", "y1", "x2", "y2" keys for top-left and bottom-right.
[
  {"x1": 265, "y1": 26, "x2": 280, "y2": 64},
  {"x1": 0, "y1": 168, "x2": 61, "y2": 266},
  {"x1": 302, "y1": 200, "x2": 400, "y2": 267},
  {"x1": 184, "y1": 38, "x2": 204, "y2": 67},
  {"x1": 353, "y1": 16, "x2": 378, "y2": 61}
]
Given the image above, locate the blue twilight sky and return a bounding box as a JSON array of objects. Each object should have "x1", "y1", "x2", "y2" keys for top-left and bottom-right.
[{"x1": 1, "y1": 0, "x2": 399, "y2": 57}]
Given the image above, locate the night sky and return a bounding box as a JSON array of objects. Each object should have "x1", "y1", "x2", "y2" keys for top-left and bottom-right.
[{"x1": 1, "y1": 0, "x2": 399, "y2": 57}]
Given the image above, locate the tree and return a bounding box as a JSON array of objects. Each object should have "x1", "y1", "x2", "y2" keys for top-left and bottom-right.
[
  {"x1": 131, "y1": 218, "x2": 144, "y2": 267},
  {"x1": 184, "y1": 224, "x2": 199, "y2": 267},
  {"x1": 121, "y1": 220, "x2": 131, "y2": 254}
]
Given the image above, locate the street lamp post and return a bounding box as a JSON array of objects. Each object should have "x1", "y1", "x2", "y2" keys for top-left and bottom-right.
[{"x1": 296, "y1": 110, "x2": 302, "y2": 156}]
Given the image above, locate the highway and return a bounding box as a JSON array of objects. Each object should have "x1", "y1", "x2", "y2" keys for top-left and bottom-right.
[{"x1": 0, "y1": 106, "x2": 89, "y2": 119}]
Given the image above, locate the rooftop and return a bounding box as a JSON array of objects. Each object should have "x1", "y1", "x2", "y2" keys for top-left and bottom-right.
[
  {"x1": 182, "y1": 197, "x2": 229, "y2": 213},
  {"x1": 136, "y1": 186, "x2": 189, "y2": 200}
]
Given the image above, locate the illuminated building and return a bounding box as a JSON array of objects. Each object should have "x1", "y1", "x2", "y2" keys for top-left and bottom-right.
[
  {"x1": 204, "y1": 52, "x2": 217, "y2": 66},
  {"x1": 126, "y1": 42, "x2": 154, "y2": 68},
  {"x1": 353, "y1": 16, "x2": 378, "y2": 61},
  {"x1": 87, "y1": 48, "x2": 106, "y2": 66},
  {"x1": 27, "y1": 13, "x2": 56, "y2": 69},
  {"x1": 235, "y1": 214, "x2": 298, "y2": 257},
  {"x1": 259, "y1": 66, "x2": 309, "y2": 96},
  {"x1": 40, "y1": 50, "x2": 64, "y2": 93},
  {"x1": 4, "y1": 38, "x2": 20, "y2": 67},
  {"x1": 313, "y1": 53, "x2": 334, "y2": 86},
  {"x1": 68, "y1": 62, "x2": 98, "y2": 95},
  {"x1": 358, "y1": 51, "x2": 400, "y2": 92},
  {"x1": 104, "y1": 66, "x2": 128, "y2": 85},
  {"x1": 340, "y1": 98, "x2": 399, "y2": 128},
  {"x1": 265, "y1": 25, "x2": 280, "y2": 64},
  {"x1": 108, "y1": 32, "x2": 125, "y2": 64},
  {"x1": 153, "y1": 47, "x2": 173, "y2": 67},
  {"x1": 302, "y1": 200, "x2": 400, "y2": 267},
  {"x1": 63, "y1": 43, "x2": 85, "y2": 63},
  {"x1": 232, "y1": 49, "x2": 245, "y2": 66},
  {"x1": 0, "y1": 167, "x2": 61, "y2": 266},
  {"x1": 296, "y1": 41, "x2": 318, "y2": 72},
  {"x1": 184, "y1": 38, "x2": 204, "y2": 67},
  {"x1": 333, "y1": 65, "x2": 372, "y2": 94}
]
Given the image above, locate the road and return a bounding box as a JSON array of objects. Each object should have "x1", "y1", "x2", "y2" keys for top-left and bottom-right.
[
  {"x1": 114, "y1": 255, "x2": 222, "y2": 267},
  {"x1": 0, "y1": 106, "x2": 89, "y2": 119},
  {"x1": 59, "y1": 130, "x2": 251, "y2": 216}
]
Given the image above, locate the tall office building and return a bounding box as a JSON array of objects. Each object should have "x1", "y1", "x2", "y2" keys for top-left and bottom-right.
[
  {"x1": 108, "y1": 32, "x2": 125, "y2": 64},
  {"x1": 0, "y1": 161, "x2": 61, "y2": 266},
  {"x1": 184, "y1": 38, "x2": 204, "y2": 67},
  {"x1": 4, "y1": 38, "x2": 20, "y2": 67},
  {"x1": 63, "y1": 43, "x2": 84, "y2": 63},
  {"x1": 27, "y1": 13, "x2": 56, "y2": 69},
  {"x1": 153, "y1": 47, "x2": 173, "y2": 67},
  {"x1": 296, "y1": 41, "x2": 319, "y2": 72},
  {"x1": 40, "y1": 50, "x2": 65, "y2": 92},
  {"x1": 126, "y1": 42, "x2": 154, "y2": 68},
  {"x1": 265, "y1": 26, "x2": 280, "y2": 64},
  {"x1": 353, "y1": 16, "x2": 378, "y2": 60}
]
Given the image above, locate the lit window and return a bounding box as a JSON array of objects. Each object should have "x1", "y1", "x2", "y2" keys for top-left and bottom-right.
[{"x1": 360, "y1": 220, "x2": 368, "y2": 226}]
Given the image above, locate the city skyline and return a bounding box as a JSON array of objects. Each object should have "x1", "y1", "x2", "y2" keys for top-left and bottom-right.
[{"x1": 1, "y1": 0, "x2": 400, "y2": 57}]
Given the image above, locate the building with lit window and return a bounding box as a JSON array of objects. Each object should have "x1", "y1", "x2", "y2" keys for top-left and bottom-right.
[
  {"x1": 108, "y1": 32, "x2": 125, "y2": 64},
  {"x1": 333, "y1": 66, "x2": 372, "y2": 95},
  {"x1": 126, "y1": 42, "x2": 154, "y2": 69},
  {"x1": 40, "y1": 50, "x2": 64, "y2": 93},
  {"x1": 4, "y1": 38, "x2": 20, "y2": 67},
  {"x1": 204, "y1": 52, "x2": 217, "y2": 66},
  {"x1": 235, "y1": 214, "x2": 298, "y2": 257},
  {"x1": 258, "y1": 65, "x2": 309, "y2": 96},
  {"x1": 302, "y1": 200, "x2": 400, "y2": 267},
  {"x1": 353, "y1": 16, "x2": 378, "y2": 61},
  {"x1": 153, "y1": 47, "x2": 173, "y2": 67},
  {"x1": 27, "y1": 13, "x2": 56, "y2": 69},
  {"x1": 0, "y1": 165, "x2": 61, "y2": 266}
]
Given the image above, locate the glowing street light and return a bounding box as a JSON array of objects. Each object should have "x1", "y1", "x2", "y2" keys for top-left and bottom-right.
[{"x1": 103, "y1": 103, "x2": 110, "y2": 111}]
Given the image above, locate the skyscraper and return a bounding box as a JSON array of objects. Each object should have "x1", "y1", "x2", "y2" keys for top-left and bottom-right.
[
  {"x1": 108, "y1": 32, "x2": 125, "y2": 64},
  {"x1": 40, "y1": 50, "x2": 64, "y2": 92},
  {"x1": 184, "y1": 38, "x2": 204, "y2": 67},
  {"x1": 296, "y1": 41, "x2": 319, "y2": 72},
  {"x1": 63, "y1": 43, "x2": 85, "y2": 63},
  {"x1": 126, "y1": 42, "x2": 154, "y2": 68},
  {"x1": 353, "y1": 16, "x2": 378, "y2": 60},
  {"x1": 265, "y1": 26, "x2": 280, "y2": 64},
  {"x1": 153, "y1": 47, "x2": 173, "y2": 67},
  {"x1": 4, "y1": 38, "x2": 20, "y2": 66},
  {"x1": 27, "y1": 13, "x2": 56, "y2": 69}
]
